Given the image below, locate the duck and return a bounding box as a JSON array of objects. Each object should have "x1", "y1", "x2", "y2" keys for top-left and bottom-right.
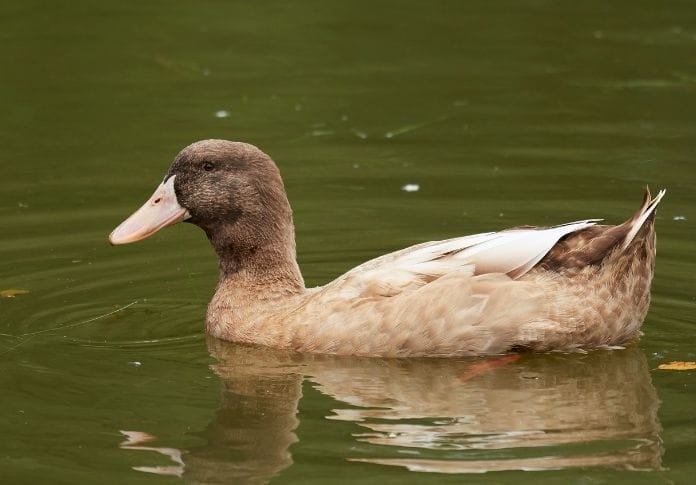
[{"x1": 109, "y1": 139, "x2": 665, "y2": 357}]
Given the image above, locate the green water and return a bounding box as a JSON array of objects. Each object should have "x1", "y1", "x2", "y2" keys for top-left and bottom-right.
[{"x1": 1, "y1": 0, "x2": 695, "y2": 483}]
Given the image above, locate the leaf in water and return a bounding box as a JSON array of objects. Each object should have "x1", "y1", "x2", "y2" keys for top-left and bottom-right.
[
  {"x1": 657, "y1": 361, "x2": 696, "y2": 371},
  {"x1": 1, "y1": 289, "x2": 29, "y2": 298}
]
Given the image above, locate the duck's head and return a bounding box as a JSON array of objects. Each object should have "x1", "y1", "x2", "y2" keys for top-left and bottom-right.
[{"x1": 109, "y1": 139, "x2": 295, "y2": 260}]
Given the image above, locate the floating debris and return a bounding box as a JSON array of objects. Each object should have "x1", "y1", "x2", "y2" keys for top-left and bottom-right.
[
  {"x1": 352, "y1": 129, "x2": 368, "y2": 140},
  {"x1": 673, "y1": 215, "x2": 687, "y2": 221},
  {"x1": 1, "y1": 289, "x2": 29, "y2": 298},
  {"x1": 658, "y1": 361, "x2": 696, "y2": 371},
  {"x1": 214, "y1": 110, "x2": 230, "y2": 118},
  {"x1": 129, "y1": 361, "x2": 142, "y2": 367},
  {"x1": 401, "y1": 184, "x2": 420, "y2": 193},
  {"x1": 385, "y1": 115, "x2": 450, "y2": 139}
]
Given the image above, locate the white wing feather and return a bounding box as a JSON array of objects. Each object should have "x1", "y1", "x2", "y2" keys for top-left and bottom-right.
[{"x1": 334, "y1": 219, "x2": 600, "y2": 298}]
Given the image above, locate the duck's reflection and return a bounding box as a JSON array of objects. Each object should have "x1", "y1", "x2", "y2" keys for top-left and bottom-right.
[{"x1": 126, "y1": 341, "x2": 662, "y2": 481}]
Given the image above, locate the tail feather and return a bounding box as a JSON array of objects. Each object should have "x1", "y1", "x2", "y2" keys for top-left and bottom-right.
[{"x1": 622, "y1": 187, "x2": 666, "y2": 249}]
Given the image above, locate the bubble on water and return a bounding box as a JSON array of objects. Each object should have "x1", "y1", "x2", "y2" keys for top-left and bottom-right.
[
  {"x1": 401, "y1": 183, "x2": 420, "y2": 192},
  {"x1": 672, "y1": 215, "x2": 687, "y2": 221},
  {"x1": 214, "y1": 110, "x2": 230, "y2": 118}
]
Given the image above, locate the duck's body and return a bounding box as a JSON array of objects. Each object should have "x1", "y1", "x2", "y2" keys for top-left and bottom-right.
[{"x1": 110, "y1": 140, "x2": 664, "y2": 357}]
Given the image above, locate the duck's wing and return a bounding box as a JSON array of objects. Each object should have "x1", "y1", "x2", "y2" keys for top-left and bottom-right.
[{"x1": 332, "y1": 219, "x2": 600, "y2": 299}]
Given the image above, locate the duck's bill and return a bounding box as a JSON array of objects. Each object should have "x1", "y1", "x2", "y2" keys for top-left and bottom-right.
[{"x1": 109, "y1": 176, "x2": 190, "y2": 245}]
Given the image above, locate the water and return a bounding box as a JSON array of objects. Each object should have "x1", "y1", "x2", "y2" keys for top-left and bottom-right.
[{"x1": 1, "y1": 0, "x2": 695, "y2": 483}]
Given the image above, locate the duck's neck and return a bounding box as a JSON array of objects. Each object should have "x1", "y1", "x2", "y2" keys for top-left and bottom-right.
[
  {"x1": 205, "y1": 228, "x2": 305, "y2": 342},
  {"x1": 216, "y1": 239, "x2": 305, "y2": 296},
  {"x1": 206, "y1": 215, "x2": 305, "y2": 298}
]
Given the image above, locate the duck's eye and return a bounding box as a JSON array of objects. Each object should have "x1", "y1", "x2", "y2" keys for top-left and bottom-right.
[{"x1": 202, "y1": 161, "x2": 215, "y2": 172}]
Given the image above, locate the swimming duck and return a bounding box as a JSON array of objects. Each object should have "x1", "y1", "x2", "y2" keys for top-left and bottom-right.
[{"x1": 109, "y1": 140, "x2": 665, "y2": 357}]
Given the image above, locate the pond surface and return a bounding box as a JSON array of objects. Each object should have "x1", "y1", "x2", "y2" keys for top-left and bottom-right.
[{"x1": 1, "y1": 0, "x2": 695, "y2": 483}]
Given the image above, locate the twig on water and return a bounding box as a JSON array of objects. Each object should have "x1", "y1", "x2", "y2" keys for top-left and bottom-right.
[{"x1": 0, "y1": 300, "x2": 138, "y2": 356}]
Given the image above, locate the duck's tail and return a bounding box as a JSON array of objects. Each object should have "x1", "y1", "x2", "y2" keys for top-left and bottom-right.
[{"x1": 621, "y1": 186, "x2": 666, "y2": 250}]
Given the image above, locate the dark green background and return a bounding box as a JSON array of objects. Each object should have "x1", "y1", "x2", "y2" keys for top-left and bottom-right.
[{"x1": 1, "y1": 1, "x2": 694, "y2": 483}]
